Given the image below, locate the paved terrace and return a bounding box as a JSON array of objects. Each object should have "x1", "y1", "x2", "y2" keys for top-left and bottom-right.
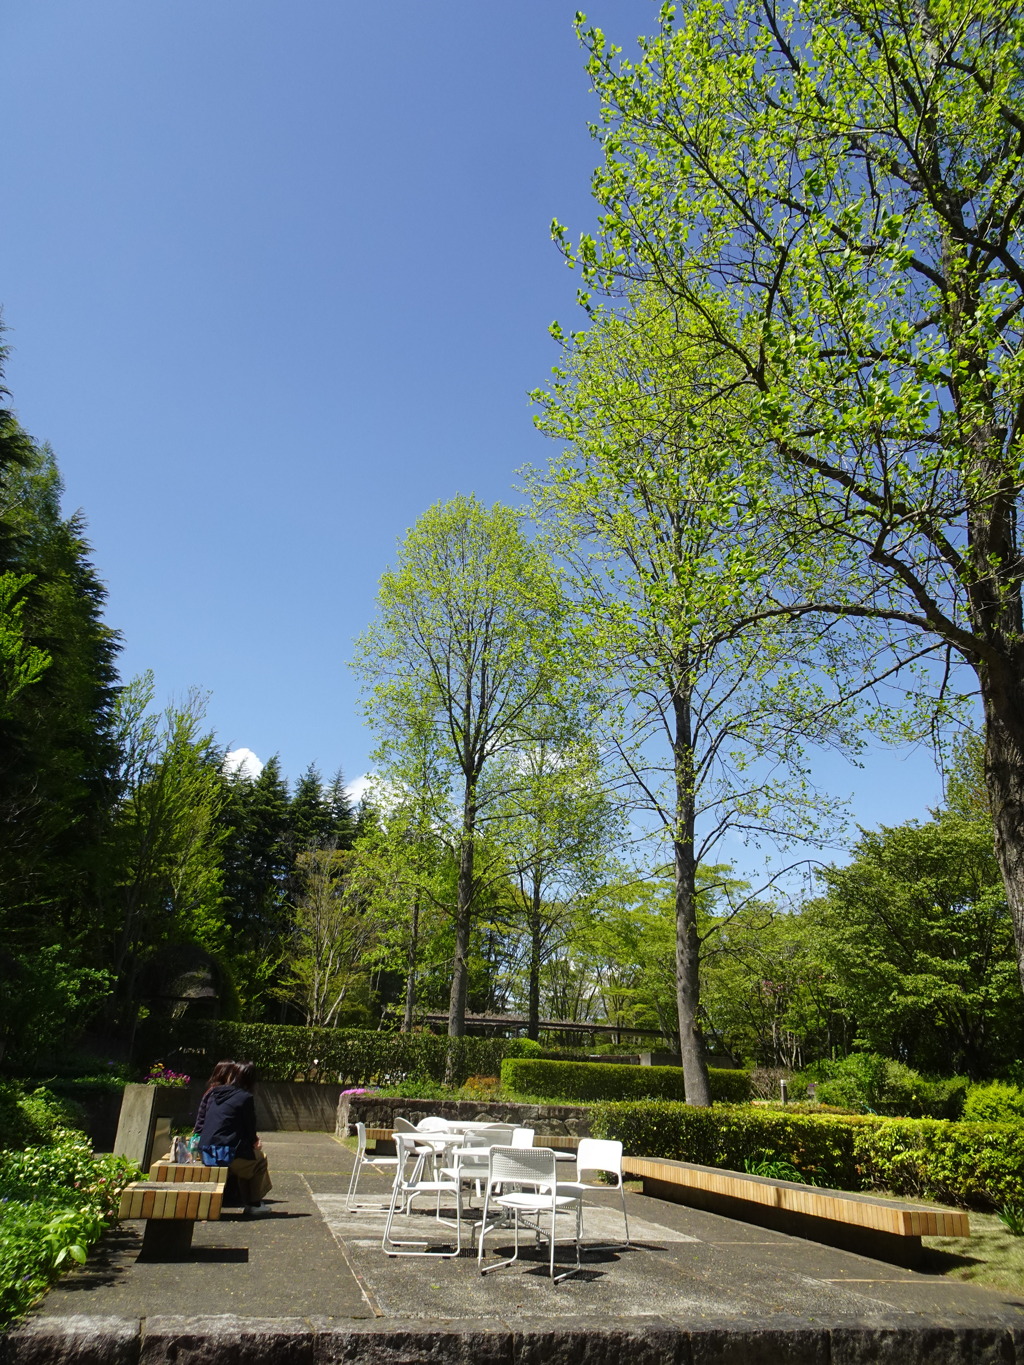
[{"x1": 5, "y1": 1131, "x2": 1024, "y2": 1364}]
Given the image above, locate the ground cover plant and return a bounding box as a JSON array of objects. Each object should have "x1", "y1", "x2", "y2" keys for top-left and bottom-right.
[{"x1": 0, "y1": 1084, "x2": 137, "y2": 1325}]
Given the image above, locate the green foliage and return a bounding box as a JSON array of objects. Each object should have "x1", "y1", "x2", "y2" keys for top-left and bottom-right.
[
  {"x1": 0, "y1": 1128, "x2": 137, "y2": 1324},
  {"x1": 590, "y1": 1101, "x2": 870, "y2": 1188},
  {"x1": 808, "y1": 818, "x2": 1021, "y2": 1076},
  {"x1": 744, "y1": 1153, "x2": 808, "y2": 1183},
  {"x1": 811, "y1": 1054, "x2": 968, "y2": 1119},
  {"x1": 564, "y1": 0, "x2": 1024, "y2": 1003},
  {"x1": 0, "y1": 1084, "x2": 84, "y2": 1151},
  {"x1": 998, "y1": 1205, "x2": 1024, "y2": 1236},
  {"x1": 963, "y1": 1082, "x2": 1024, "y2": 1124},
  {"x1": 0, "y1": 948, "x2": 113, "y2": 1069},
  {"x1": 354, "y1": 494, "x2": 579, "y2": 1040},
  {"x1": 590, "y1": 1101, "x2": 1024, "y2": 1209},
  {"x1": 168, "y1": 1020, "x2": 541, "y2": 1086},
  {"x1": 501, "y1": 1057, "x2": 750, "y2": 1105}
]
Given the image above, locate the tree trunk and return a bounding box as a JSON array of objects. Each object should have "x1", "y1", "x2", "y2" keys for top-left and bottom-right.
[
  {"x1": 981, "y1": 664, "x2": 1024, "y2": 998},
  {"x1": 401, "y1": 893, "x2": 420, "y2": 1033},
  {"x1": 527, "y1": 878, "x2": 542, "y2": 1041},
  {"x1": 671, "y1": 688, "x2": 711, "y2": 1105},
  {"x1": 447, "y1": 778, "x2": 477, "y2": 1042}
]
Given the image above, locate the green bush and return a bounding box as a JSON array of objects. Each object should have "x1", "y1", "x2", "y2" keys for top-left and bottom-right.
[
  {"x1": 808, "y1": 1054, "x2": 967, "y2": 1118},
  {"x1": 589, "y1": 1100, "x2": 1024, "y2": 1209},
  {"x1": 0, "y1": 1128, "x2": 137, "y2": 1324},
  {"x1": 0, "y1": 1085, "x2": 82, "y2": 1151},
  {"x1": 501, "y1": 1057, "x2": 751, "y2": 1104},
  {"x1": 160, "y1": 1020, "x2": 542, "y2": 1087},
  {"x1": 962, "y1": 1081, "x2": 1024, "y2": 1123}
]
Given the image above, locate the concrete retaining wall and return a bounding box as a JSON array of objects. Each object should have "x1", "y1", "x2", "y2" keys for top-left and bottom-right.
[{"x1": 6, "y1": 1313, "x2": 1024, "y2": 1364}]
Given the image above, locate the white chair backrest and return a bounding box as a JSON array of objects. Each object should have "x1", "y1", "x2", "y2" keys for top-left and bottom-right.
[
  {"x1": 511, "y1": 1127, "x2": 535, "y2": 1147},
  {"x1": 393, "y1": 1116, "x2": 418, "y2": 1132},
  {"x1": 576, "y1": 1137, "x2": 623, "y2": 1179},
  {"x1": 354, "y1": 1121, "x2": 368, "y2": 1152},
  {"x1": 465, "y1": 1124, "x2": 514, "y2": 1148},
  {"x1": 417, "y1": 1116, "x2": 449, "y2": 1131},
  {"x1": 487, "y1": 1144, "x2": 558, "y2": 1190}
]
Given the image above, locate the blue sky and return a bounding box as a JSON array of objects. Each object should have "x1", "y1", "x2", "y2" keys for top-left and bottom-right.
[{"x1": 1, "y1": 0, "x2": 949, "y2": 859}]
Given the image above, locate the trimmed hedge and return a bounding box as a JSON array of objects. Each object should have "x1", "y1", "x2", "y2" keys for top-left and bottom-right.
[
  {"x1": 161, "y1": 1020, "x2": 544, "y2": 1086},
  {"x1": 588, "y1": 1100, "x2": 1024, "y2": 1210},
  {"x1": 501, "y1": 1058, "x2": 751, "y2": 1105}
]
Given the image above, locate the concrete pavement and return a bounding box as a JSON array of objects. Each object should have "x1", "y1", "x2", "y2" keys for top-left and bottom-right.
[{"x1": 6, "y1": 1130, "x2": 1024, "y2": 1363}]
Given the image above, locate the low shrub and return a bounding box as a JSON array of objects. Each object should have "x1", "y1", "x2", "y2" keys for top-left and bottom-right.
[
  {"x1": 0, "y1": 1128, "x2": 137, "y2": 1324},
  {"x1": 589, "y1": 1100, "x2": 1024, "y2": 1209},
  {"x1": 501, "y1": 1058, "x2": 751, "y2": 1104},
  {"x1": 962, "y1": 1081, "x2": 1024, "y2": 1123}
]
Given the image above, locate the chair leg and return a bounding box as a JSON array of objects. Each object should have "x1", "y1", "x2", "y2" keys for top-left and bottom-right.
[
  {"x1": 552, "y1": 1202, "x2": 583, "y2": 1284},
  {"x1": 620, "y1": 1182, "x2": 631, "y2": 1247},
  {"x1": 345, "y1": 1153, "x2": 362, "y2": 1211}
]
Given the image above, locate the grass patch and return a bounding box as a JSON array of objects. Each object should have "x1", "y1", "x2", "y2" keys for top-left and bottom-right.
[{"x1": 922, "y1": 1208, "x2": 1024, "y2": 1292}]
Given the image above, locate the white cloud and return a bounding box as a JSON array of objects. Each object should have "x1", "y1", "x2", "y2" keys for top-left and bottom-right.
[
  {"x1": 345, "y1": 774, "x2": 372, "y2": 806},
  {"x1": 224, "y1": 747, "x2": 264, "y2": 780}
]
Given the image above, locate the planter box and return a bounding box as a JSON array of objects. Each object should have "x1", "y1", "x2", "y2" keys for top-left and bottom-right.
[{"x1": 337, "y1": 1094, "x2": 591, "y2": 1143}]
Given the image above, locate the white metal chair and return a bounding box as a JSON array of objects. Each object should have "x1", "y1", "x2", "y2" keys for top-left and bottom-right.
[
  {"x1": 346, "y1": 1121, "x2": 401, "y2": 1211},
  {"x1": 440, "y1": 1124, "x2": 513, "y2": 1199},
  {"x1": 511, "y1": 1127, "x2": 535, "y2": 1147},
  {"x1": 382, "y1": 1133, "x2": 464, "y2": 1258},
  {"x1": 478, "y1": 1145, "x2": 582, "y2": 1283},
  {"x1": 554, "y1": 1138, "x2": 630, "y2": 1249}
]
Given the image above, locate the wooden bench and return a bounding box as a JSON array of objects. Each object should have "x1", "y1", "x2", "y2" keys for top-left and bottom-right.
[
  {"x1": 118, "y1": 1163, "x2": 227, "y2": 1260},
  {"x1": 622, "y1": 1155, "x2": 970, "y2": 1266}
]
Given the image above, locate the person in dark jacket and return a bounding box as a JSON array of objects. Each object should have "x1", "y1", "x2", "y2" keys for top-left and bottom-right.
[
  {"x1": 193, "y1": 1059, "x2": 237, "y2": 1137},
  {"x1": 199, "y1": 1060, "x2": 273, "y2": 1215}
]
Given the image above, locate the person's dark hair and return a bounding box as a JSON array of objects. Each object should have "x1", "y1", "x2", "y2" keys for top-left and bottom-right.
[
  {"x1": 233, "y1": 1061, "x2": 257, "y2": 1091},
  {"x1": 204, "y1": 1059, "x2": 237, "y2": 1092}
]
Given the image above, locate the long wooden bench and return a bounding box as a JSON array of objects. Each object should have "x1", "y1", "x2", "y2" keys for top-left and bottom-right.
[
  {"x1": 622, "y1": 1155, "x2": 969, "y2": 1266},
  {"x1": 118, "y1": 1163, "x2": 227, "y2": 1260}
]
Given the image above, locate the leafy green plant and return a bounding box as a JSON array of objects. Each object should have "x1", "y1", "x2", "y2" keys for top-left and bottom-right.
[
  {"x1": 998, "y1": 1204, "x2": 1024, "y2": 1236},
  {"x1": 0, "y1": 1128, "x2": 137, "y2": 1324},
  {"x1": 743, "y1": 1152, "x2": 809, "y2": 1183}
]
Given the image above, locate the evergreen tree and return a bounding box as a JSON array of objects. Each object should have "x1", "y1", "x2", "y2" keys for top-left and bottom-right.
[{"x1": 0, "y1": 435, "x2": 120, "y2": 948}]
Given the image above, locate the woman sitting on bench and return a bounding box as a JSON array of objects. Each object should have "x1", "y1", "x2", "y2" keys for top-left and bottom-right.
[{"x1": 198, "y1": 1059, "x2": 273, "y2": 1217}]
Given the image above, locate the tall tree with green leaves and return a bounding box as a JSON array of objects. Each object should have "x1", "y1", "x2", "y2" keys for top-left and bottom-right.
[
  {"x1": 219, "y1": 755, "x2": 292, "y2": 1019},
  {"x1": 560, "y1": 0, "x2": 1024, "y2": 997},
  {"x1": 489, "y1": 737, "x2": 619, "y2": 1039},
  {"x1": 531, "y1": 290, "x2": 853, "y2": 1102},
  {"x1": 107, "y1": 675, "x2": 227, "y2": 1033},
  {"x1": 354, "y1": 494, "x2": 575, "y2": 1043}
]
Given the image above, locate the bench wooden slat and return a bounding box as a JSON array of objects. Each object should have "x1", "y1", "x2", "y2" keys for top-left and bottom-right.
[
  {"x1": 621, "y1": 1155, "x2": 969, "y2": 1239},
  {"x1": 118, "y1": 1178, "x2": 225, "y2": 1223}
]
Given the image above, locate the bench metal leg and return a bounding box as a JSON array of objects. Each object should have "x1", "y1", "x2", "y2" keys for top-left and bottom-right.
[{"x1": 138, "y1": 1219, "x2": 196, "y2": 1261}]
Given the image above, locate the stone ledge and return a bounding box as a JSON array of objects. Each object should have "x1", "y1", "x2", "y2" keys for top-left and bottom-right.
[{"x1": 5, "y1": 1314, "x2": 1024, "y2": 1365}]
